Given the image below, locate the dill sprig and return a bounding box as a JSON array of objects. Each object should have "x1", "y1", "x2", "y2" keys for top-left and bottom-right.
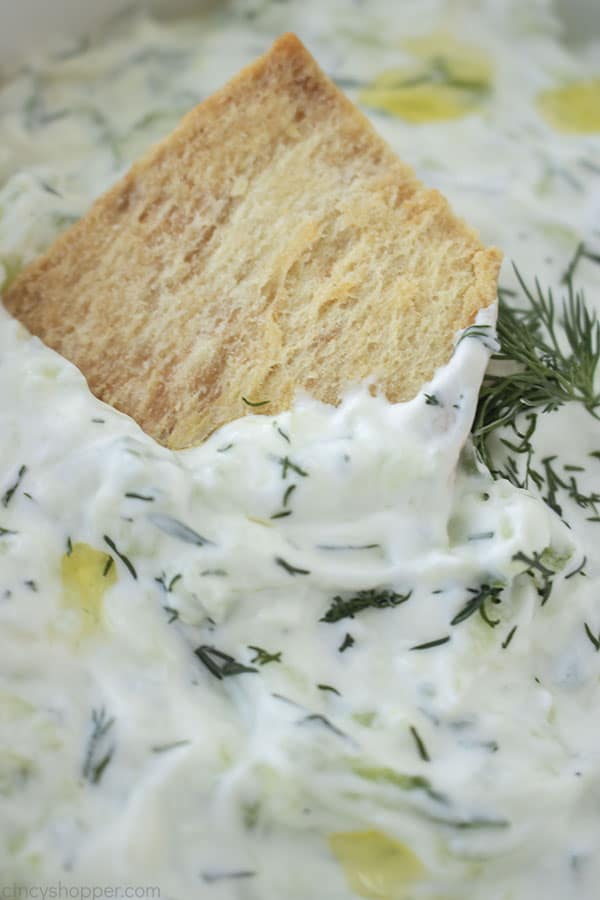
[
  {"x1": 2, "y1": 464, "x2": 27, "y2": 507},
  {"x1": 473, "y1": 245, "x2": 600, "y2": 475},
  {"x1": 409, "y1": 725, "x2": 430, "y2": 762},
  {"x1": 321, "y1": 588, "x2": 412, "y2": 623},
  {"x1": 195, "y1": 645, "x2": 258, "y2": 680},
  {"x1": 103, "y1": 535, "x2": 137, "y2": 579},
  {"x1": 450, "y1": 582, "x2": 504, "y2": 628},
  {"x1": 584, "y1": 623, "x2": 600, "y2": 651},
  {"x1": 82, "y1": 707, "x2": 115, "y2": 784},
  {"x1": 248, "y1": 645, "x2": 282, "y2": 665}
]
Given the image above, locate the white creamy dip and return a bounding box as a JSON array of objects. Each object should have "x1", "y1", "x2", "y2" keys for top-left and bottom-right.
[{"x1": 0, "y1": 2, "x2": 599, "y2": 899}]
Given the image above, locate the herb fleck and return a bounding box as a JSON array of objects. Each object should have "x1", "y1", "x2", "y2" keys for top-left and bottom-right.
[
  {"x1": 248, "y1": 645, "x2": 282, "y2": 665},
  {"x1": 103, "y1": 535, "x2": 136, "y2": 580},
  {"x1": 195, "y1": 645, "x2": 258, "y2": 680},
  {"x1": 321, "y1": 588, "x2": 412, "y2": 623},
  {"x1": 275, "y1": 556, "x2": 310, "y2": 576},
  {"x1": 2, "y1": 465, "x2": 27, "y2": 507}
]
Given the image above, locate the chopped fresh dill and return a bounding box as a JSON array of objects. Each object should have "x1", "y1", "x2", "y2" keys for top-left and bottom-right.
[
  {"x1": 565, "y1": 556, "x2": 587, "y2": 579},
  {"x1": 155, "y1": 572, "x2": 182, "y2": 593},
  {"x1": 275, "y1": 556, "x2": 310, "y2": 576},
  {"x1": 450, "y1": 583, "x2": 504, "y2": 628},
  {"x1": 102, "y1": 556, "x2": 114, "y2": 577},
  {"x1": 217, "y1": 443, "x2": 234, "y2": 453},
  {"x1": 242, "y1": 396, "x2": 270, "y2": 407},
  {"x1": 467, "y1": 531, "x2": 495, "y2": 541},
  {"x1": 300, "y1": 713, "x2": 348, "y2": 740},
  {"x1": 456, "y1": 323, "x2": 498, "y2": 352},
  {"x1": 513, "y1": 550, "x2": 555, "y2": 606},
  {"x1": 275, "y1": 423, "x2": 291, "y2": 443},
  {"x1": 282, "y1": 484, "x2": 297, "y2": 507},
  {"x1": 270, "y1": 510, "x2": 292, "y2": 519},
  {"x1": 317, "y1": 543, "x2": 381, "y2": 551},
  {"x1": 91, "y1": 417, "x2": 105, "y2": 424},
  {"x1": 151, "y1": 740, "x2": 190, "y2": 753},
  {"x1": 583, "y1": 623, "x2": 600, "y2": 651},
  {"x1": 82, "y1": 707, "x2": 115, "y2": 785},
  {"x1": 66, "y1": 536, "x2": 73, "y2": 556},
  {"x1": 194, "y1": 645, "x2": 258, "y2": 680},
  {"x1": 248, "y1": 645, "x2": 282, "y2": 665},
  {"x1": 424, "y1": 393, "x2": 441, "y2": 406},
  {"x1": 501, "y1": 625, "x2": 518, "y2": 649},
  {"x1": 409, "y1": 725, "x2": 430, "y2": 762},
  {"x1": 339, "y1": 633, "x2": 355, "y2": 652},
  {"x1": 279, "y1": 456, "x2": 309, "y2": 479},
  {"x1": 0, "y1": 527, "x2": 17, "y2": 537},
  {"x1": 24, "y1": 580, "x2": 38, "y2": 592},
  {"x1": 320, "y1": 588, "x2": 412, "y2": 623},
  {"x1": 2, "y1": 464, "x2": 27, "y2": 507},
  {"x1": 202, "y1": 871, "x2": 256, "y2": 884},
  {"x1": 103, "y1": 535, "x2": 136, "y2": 579},
  {"x1": 318, "y1": 684, "x2": 341, "y2": 695},
  {"x1": 410, "y1": 636, "x2": 451, "y2": 651},
  {"x1": 163, "y1": 606, "x2": 179, "y2": 624},
  {"x1": 125, "y1": 491, "x2": 155, "y2": 502}
]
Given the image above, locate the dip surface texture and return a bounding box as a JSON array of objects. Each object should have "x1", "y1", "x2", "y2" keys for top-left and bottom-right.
[{"x1": 0, "y1": 1, "x2": 599, "y2": 898}]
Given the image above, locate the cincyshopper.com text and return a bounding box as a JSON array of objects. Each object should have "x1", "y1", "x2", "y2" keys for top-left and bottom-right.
[{"x1": 1, "y1": 885, "x2": 160, "y2": 900}]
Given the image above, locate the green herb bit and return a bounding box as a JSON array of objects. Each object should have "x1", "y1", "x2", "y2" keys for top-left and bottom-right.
[
  {"x1": 584, "y1": 623, "x2": 600, "y2": 652},
  {"x1": 151, "y1": 740, "x2": 190, "y2": 753},
  {"x1": 2, "y1": 465, "x2": 27, "y2": 507},
  {"x1": 248, "y1": 645, "x2": 282, "y2": 665},
  {"x1": 217, "y1": 443, "x2": 234, "y2": 453},
  {"x1": 426, "y1": 814, "x2": 509, "y2": 831},
  {"x1": 83, "y1": 707, "x2": 115, "y2": 785},
  {"x1": 163, "y1": 606, "x2": 179, "y2": 624},
  {"x1": 513, "y1": 550, "x2": 555, "y2": 606},
  {"x1": 318, "y1": 684, "x2": 341, "y2": 695},
  {"x1": 317, "y1": 543, "x2": 381, "y2": 551},
  {"x1": 274, "y1": 423, "x2": 290, "y2": 443},
  {"x1": 24, "y1": 580, "x2": 37, "y2": 592},
  {"x1": 450, "y1": 583, "x2": 503, "y2": 628},
  {"x1": 300, "y1": 713, "x2": 348, "y2": 740},
  {"x1": 242, "y1": 396, "x2": 270, "y2": 407},
  {"x1": 202, "y1": 871, "x2": 256, "y2": 884},
  {"x1": 501, "y1": 625, "x2": 518, "y2": 649},
  {"x1": 424, "y1": 393, "x2": 441, "y2": 406},
  {"x1": 275, "y1": 556, "x2": 310, "y2": 576},
  {"x1": 321, "y1": 588, "x2": 412, "y2": 623},
  {"x1": 339, "y1": 633, "x2": 355, "y2": 653},
  {"x1": 125, "y1": 491, "x2": 155, "y2": 502},
  {"x1": 352, "y1": 763, "x2": 444, "y2": 803},
  {"x1": 410, "y1": 636, "x2": 451, "y2": 651},
  {"x1": 282, "y1": 484, "x2": 297, "y2": 507},
  {"x1": 409, "y1": 725, "x2": 430, "y2": 762},
  {"x1": 66, "y1": 537, "x2": 73, "y2": 556},
  {"x1": 561, "y1": 241, "x2": 600, "y2": 286},
  {"x1": 279, "y1": 456, "x2": 309, "y2": 479},
  {"x1": 0, "y1": 527, "x2": 18, "y2": 537},
  {"x1": 102, "y1": 556, "x2": 114, "y2": 577},
  {"x1": 103, "y1": 535, "x2": 137, "y2": 580},
  {"x1": 565, "y1": 556, "x2": 587, "y2": 579},
  {"x1": 270, "y1": 510, "x2": 292, "y2": 519},
  {"x1": 455, "y1": 323, "x2": 497, "y2": 351},
  {"x1": 91, "y1": 418, "x2": 105, "y2": 424},
  {"x1": 194, "y1": 645, "x2": 258, "y2": 680}
]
